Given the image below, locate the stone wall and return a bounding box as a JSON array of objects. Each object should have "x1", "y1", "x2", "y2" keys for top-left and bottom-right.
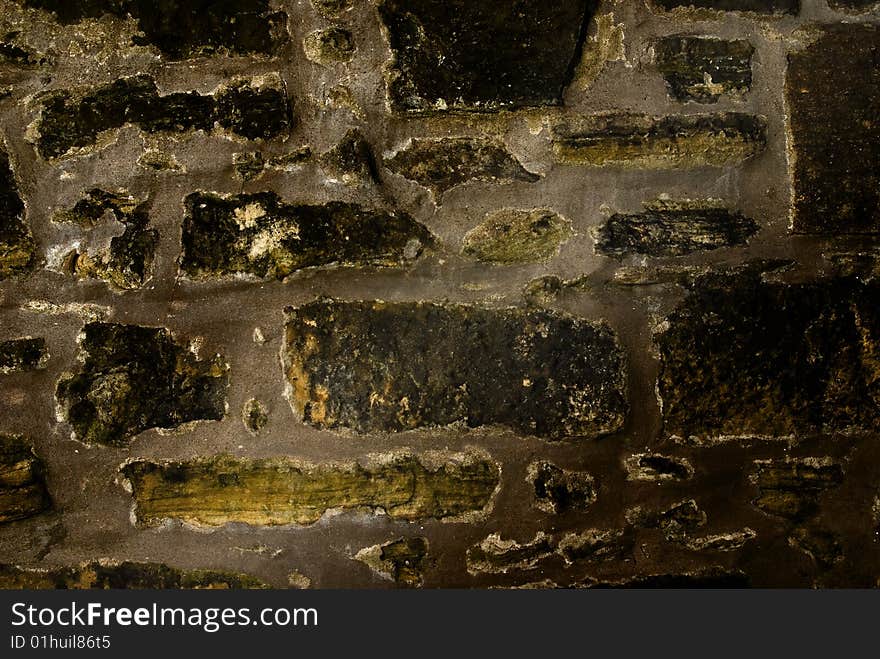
[{"x1": 1, "y1": 0, "x2": 879, "y2": 589}]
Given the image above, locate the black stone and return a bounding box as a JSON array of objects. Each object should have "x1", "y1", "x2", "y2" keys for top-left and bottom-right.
[
  {"x1": 378, "y1": 0, "x2": 596, "y2": 112},
  {"x1": 55, "y1": 322, "x2": 229, "y2": 446},
  {"x1": 0, "y1": 338, "x2": 47, "y2": 373},
  {"x1": 529, "y1": 462, "x2": 596, "y2": 513},
  {"x1": 283, "y1": 301, "x2": 628, "y2": 439},
  {"x1": 181, "y1": 192, "x2": 434, "y2": 280},
  {"x1": 655, "y1": 36, "x2": 753, "y2": 103},
  {"x1": 787, "y1": 24, "x2": 880, "y2": 233},
  {"x1": 319, "y1": 129, "x2": 378, "y2": 183}
]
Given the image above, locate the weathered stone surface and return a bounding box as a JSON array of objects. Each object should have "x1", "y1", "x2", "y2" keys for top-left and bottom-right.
[
  {"x1": 523, "y1": 274, "x2": 591, "y2": 305},
  {"x1": 377, "y1": 0, "x2": 595, "y2": 113},
  {"x1": 0, "y1": 434, "x2": 51, "y2": 524},
  {"x1": 121, "y1": 452, "x2": 500, "y2": 527},
  {"x1": 462, "y1": 209, "x2": 572, "y2": 264},
  {"x1": 589, "y1": 568, "x2": 750, "y2": 588},
  {"x1": 312, "y1": 0, "x2": 352, "y2": 17},
  {"x1": 384, "y1": 138, "x2": 540, "y2": 198},
  {"x1": 751, "y1": 458, "x2": 843, "y2": 521},
  {"x1": 624, "y1": 453, "x2": 693, "y2": 482},
  {"x1": 233, "y1": 147, "x2": 312, "y2": 181},
  {"x1": 787, "y1": 25, "x2": 880, "y2": 234},
  {"x1": 789, "y1": 526, "x2": 843, "y2": 569},
  {"x1": 20, "y1": 1, "x2": 288, "y2": 59},
  {"x1": 34, "y1": 75, "x2": 291, "y2": 159},
  {"x1": 466, "y1": 533, "x2": 556, "y2": 574},
  {"x1": 655, "y1": 36, "x2": 753, "y2": 103},
  {"x1": 0, "y1": 149, "x2": 36, "y2": 279},
  {"x1": 242, "y1": 399, "x2": 268, "y2": 434},
  {"x1": 652, "y1": 0, "x2": 798, "y2": 12},
  {"x1": 0, "y1": 561, "x2": 268, "y2": 589},
  {"x1": 54, "y1": 189, "x2": 158, "y2": 290},
  {"x1": 55, "y1": 323, "x2": 229, "y2": 446},
  {"x1": 527, "y1": 461, "x2": 597, "y2": 513},
  {"x1": 626, "y1": 500, "x2": 707, "y2": 541},
  {"x1": 283, "y1": 301, "x2": 628, "y2": 439},
  {"x1": 551, "y1": 113, "x2": 766, "y2": 167},
  {"x1": 683, "y1": 529, "x2": 756, "y2": 552},
  {"x1": 303, "y1": 27, "x2": 355, "y2": 65},
  {"x1": 180, "y1": 192, "x2": 432, "y2": 280},
  {"x1": 557, "y1": 529, "x2": 633, "y2": 564},
  {"x1": 658, "y1": 268, "x2": 880, "y2": 440},
  {"x1": 0, "y1": 33, "x2": 48, "y2": 66},
  {"x1": 355, "y1": 537, "x2": 428, "y2": 587},
  {"x1": 319, "y1": 129, "x2": 377, "y2": 184},
  {"x1": 0, "y1": 337, "x2": 47, "y2": 373},
  {"x1": 595, "y1": 199, "x2": 758, "y2": 256}
]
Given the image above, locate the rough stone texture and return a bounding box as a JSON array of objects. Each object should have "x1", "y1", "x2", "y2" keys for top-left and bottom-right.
[
  {"x1": 242, "y1": 398, "x2": 268, "y2": 434},
  {"x1": 384, "y1": 138, "x2": 540, "y2": 198},
  {"x1": 552, "y1": 113, "x2": 766, "y2": 167},
  {"x1": 624, "y1": 454, "x2": 693, "y2": 482},
  {"x1": 557, "y1": 529, "x2": 633, "y2": 564},
  {"x1": 655, "y1": 36, "x2": 753, "y2": 103},
  {"x1": 651, "y1": 0, "x2": 798, "y2": 12},
  {"x1": 0, "y1": 561, "x2": 268, "y2": 589},
  {"x1": 55, "y1": 323, "x2": 229, "y2": 446},
  {"x1": 378, "y1": 0, "x2": 596, "y2": 113},
  {"x1": 466, "y1": 533, "x2": 556, "y2": 575},
  {"x1": 595, "y1": 199, "x2": 758, "y2": 257},
  {"x1": 318, "y1": 129, "x2": 378, "y2": 185},
  {"x1": 303, "y1": 27, "x2": 355, "y2": 65},
  {"x1": 180, "y1": 192, "x2": 433, "y2": 280},
  {"x1": 0, "y1": 434, "x2": 51, "y2": 524},
  {"x1": 527, "y1": 461, "x2": 597, "y2": 514},
  {"x1": 751, "y1": 458, "x2": 844, "y2": 521},
  {"x1": 0, "y1": 149, "x2": 35, "y2": 279},
  {"x1": 283, "y1": 301, "x2": 628, "y2": 439},
  {"x1": 627, "y1": 500, "x2": 707, "y2": 541},
  {"x1": 0, "y1": 337, "x2": 47, "y2": 373},
  {"x1": 355, "y1": 537, "x2": 428, "y2": 587},
  {"x1": 33, "y1": 75, "x2": 291, "y2": 159},
  {"x1": 462, "y1": 209, "x2": 572, "y2": 264},
  {"x1": 787, "y1": 25, "x2": 880, "y2": 234},
  {"x1": 20, "y1": 1, "x2": 288, "y2": 59},
  {"x1": 658, "y1": 268, "x2": 880, "y2": 440},
  {"x1": 122, "y1": 452, "x2": 500, "y2": 527}
]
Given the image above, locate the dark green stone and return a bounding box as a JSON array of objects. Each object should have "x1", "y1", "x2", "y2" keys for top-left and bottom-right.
[
  {"x1": 283, "y1": 301, "x2": 628, "y2": 439},
  {"x1": 787, "y1": 24, "x2": 880, "y2": 233},
  {"x1": 181, "y1": 192, "x2": 433, "y2": 280},
  {"x1": 655, "y1": 36, "x2": 753, "y2": 103},
  {"x1": 658, "y1": 267, "x2": 880, "y2": 439},
  {"x1": 0, "y1": 338, "x2": 47, "y2": 373},
  {"x1": 378, "y1": 0, "x2": 596, "y2": 112},
  {"x1": 55, "y1": 322, "x2": 228, "y2": 446}
]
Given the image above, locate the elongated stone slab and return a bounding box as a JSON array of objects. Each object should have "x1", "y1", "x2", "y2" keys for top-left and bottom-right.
[
  {"x1": 283, "y1": 301, "x2": 628, "y2": 439},
  {"x1": 121, "y1": 452, "x2": 500, "y2": 527},
  {"x1": 180, "y1": 192, "x2": 432, "y2": 280}
]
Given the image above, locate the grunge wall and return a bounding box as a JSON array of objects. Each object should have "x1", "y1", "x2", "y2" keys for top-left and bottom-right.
[{"x1": 1, "y1": 0, "x2": 879, "y2": 589}]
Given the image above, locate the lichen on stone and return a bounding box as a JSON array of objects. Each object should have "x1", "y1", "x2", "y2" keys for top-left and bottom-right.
[
  {"x1": 121, "y1": 451, "x2": 500, "y2": 527},
  {"x1": 0, "y1": 433, "x2": 51, "y2": 524},
  {"x1": 55, "y1": 322, "x2": 229, "y2": 446},
  {"x1": 462, "y1": 209, "x2": 572, "y2": 264}
]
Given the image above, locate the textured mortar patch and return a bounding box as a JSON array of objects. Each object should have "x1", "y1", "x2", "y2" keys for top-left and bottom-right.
[
  {"x1": 551, "y1": 113, "x2": 766, "y2": 167},
  {"x1": 0, "y1": 560, "x2": 268, "y2": 589},
  {"x1": 384, "y1": 138, "x2": 540, "y2": 198},
  {"x1": 32, "y1": 74, "x2": 291, "y2": 160},
  {"x1": 242, "y1": 399, "x2": 268, "y2": 434},
  {"x1": 651, "y1": 0, "x2": 798, "y2": 12},
  {"x1": 787, "y1": 25, "x2": 880, "y2": 234},
  {"x1": 658, "y1": 269, "x2": 880, "y2": 440},
  {"x1": 466, "y1": 533, "x2": 556, "y2": 575},
  {"x1": 655, "y1": 36, "x2": 753, "y2": 103},
  {"x1": 0, "y1": 337, "x2": 48, "y2": 373},
  {"x1": 788, "y1": 526, "x2": 844, "y2": 569},
  {"x1": 682, "y1": 529, "x2": 756, "y2": 552},
  {"x1": 354, "y1": 537, "x2": 428, "y2": 587},
  {"x1": 626, "y1": 500, "x2": 707, "y2": 541},
  {"x1": 378, "y1": 0, "x2": 596, "y2": 113},
  {"x1": 121, "y1": 451, "x2": 500, "y2": 527},
  {"x1": 282, "y1": 300, "x2": 628, "y2": 439},
  {"x1": 19, "y1": 0, "x2": 288, "y2": 59},
  {"x1": 595, "y1": 199, "x2": 758, "y2": 257},
  {"x1": 0, "y1": 434, "x2": 51, "y2": 524},
  {"x1": 462, "y1": 209, "x2": 572, "y2": 265},
  {"x1": 319, "y1": 129, "x2": 378, "y2": 185},
  {"x1": 527, "y1": 461, "x2": 597, "y2": 514},
  {"x1": 624, "y1": 454, "x2": 693, "y2": 482},
  {"x1": 55, "y1": 322, "x2": 229, "y2": 446},
  {"x1": 52, "y1": 189, "x2": 158, "y2": 290},
  {"x1": 751, "y1": 458, "x2": 844, "y2": 521},
  {"x1": 303, "y1": 27, "x2": 355, "y2": 65},
  {"x1": 0, "y1": 149, "x2": 36, "y2": 279},
  {"x1": 180, "y1": 192, "x2": 432, "y2": 280},
  {"x1": 557, "y1": 529, "x2": 633, "y2": 564}
]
